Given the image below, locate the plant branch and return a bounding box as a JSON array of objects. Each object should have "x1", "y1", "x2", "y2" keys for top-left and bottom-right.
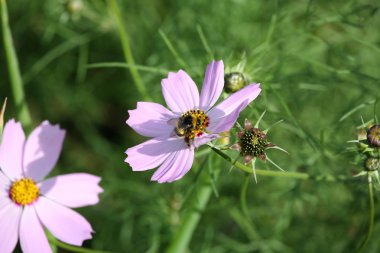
[{"x1": 211, "y1": 147, "x2": 352, "y2": 182}]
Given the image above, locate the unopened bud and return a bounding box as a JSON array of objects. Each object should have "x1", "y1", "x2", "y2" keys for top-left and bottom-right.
[
  {"x1": 367, "y1": 125, "x2": 380, "y2": 147},
  {"x1": 224, "y1": 72, "x2": 247, "y2": 93},
  {"x1": 365, "y1": 157, "x2": 380, "y2": 171}
]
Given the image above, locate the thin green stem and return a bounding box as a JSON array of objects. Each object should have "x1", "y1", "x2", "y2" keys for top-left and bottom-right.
[
  {"x1": 76, "y1": 44, "x2": 89, "y2": 83},
  {"x1": 1, "y1": 0, "x2": 32, "y2": 130},
  {"x1": 356, "y1": 174, "x2": 375, "y2": 253},
  {"x1": 51, "y1": 238, "x2": 112, "y2": 253},
  {"x1": 23, "y1": 33, "x2": 92, "y2": 84},
  {"x1": 87, "y1": 62, "x2": 170, "y2": 75},
  {"x1": 0, "y1": 97, "x2": 7, "y2": 138},
  {"x1": 165, "y1": 155, "x2": 221, "y2": 253},
  {"x1": 211, "y1": 147, "x2": 352, "y2": 182},
  {"x1": 158, "y1": 29, "x2": 189, "y2": 70},
  {"x1": 196, "y1": 25, "x2": 213, "y2": 61},
  {"x1": 240, "y1": 174, "x2": 251, "y2": 221},
  {"x1": 108, "y1": 0, "x2": 151, "y2": 101}
]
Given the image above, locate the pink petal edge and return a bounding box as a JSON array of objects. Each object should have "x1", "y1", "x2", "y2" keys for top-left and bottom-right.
[
  {"x1": 207, "y1": 101, "x2": 247, "y2": 134},
  {"x1": 125, "y1": 137, "x2": 184, "y2": 171},
  {"x1": 35, "y1": 197, "x2": 93, "y2": 246},
  {"x1": 0, "y1": 203, "x2": 22, "y2": 253},
  {"x1": 151, "y1": 141, "x2": 194, "y2": 183},
  {"x1": 0, "y1": 171, "x2": 11, "y2": 209},
  {"x1": 20, "y1": 205, "x2": 52, "y2": 253},
  {"x1": 0, "y1": 119, "x2": 25, "y2": 180},
  {"x1": 208, "y1": 83, "x2": 261, "y2": 121},
  {"x1": 193, "y1": 133, "x2": 220, "y2": 148},
  {"x1": 126, "y1": 102, "x2": 177, "y2": 138},
  {"x1": 199, "y1": 60, "x2": 224, "y2": 111},
  {"x1": 39, "y1": 173, "x2": 103, "y2": 208},
  {"x1": 162, "y1": 70, "x2": 200, "y2": 113},
  {"x1": 23, "y1": 121, "x2": 66, "y2": 182}
]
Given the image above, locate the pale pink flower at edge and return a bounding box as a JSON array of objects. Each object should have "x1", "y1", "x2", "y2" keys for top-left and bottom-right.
[
  {"x1": 125, "y1": 60, "x2": 261, "y2": 183},
  {"x1": 0, "y1": 120, "x2": 103, "y2": 253}
]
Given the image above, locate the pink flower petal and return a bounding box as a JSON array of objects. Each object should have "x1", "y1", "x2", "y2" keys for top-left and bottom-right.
[
  {"x1": 23, "y1": 121, "x2": 66, "y2": 182},
  {"x1": 199, "y1": 60, "x2": 224, "y2": 111},
  {"x1": 207, "y1": 102, "x2": 247, "y2": 133},
  {"x1": 0, "y1": 198, "x2": 12, "y2": 212},
  {"x1": 35, "y1": 197, "x2": 93, "y2": 246},
  {"x1": 208, "y1": 83, "x2": 261, "y2": 121},
  {"x1": 126, "y1": 102, "x2": 177, "y2": 138},
  {"x1": 162, "y1": 70, "x2": 199, "y2": 113},
  {"x1": 125, "y1": 137, "x2": 184, "y2": 171},
  {"x1": 20, "y1": 205, "x2": 52, "y2": 253},
  {"x1": 0, "y1": 203, "x2": 22, "y2": 253},
  {"x1": 0, "y1": 172, "x2": 12, "y2": 210},
  {"x1": 170, "y1": 148, "x2": 194, "y2": 182},
  {"x1": 193, "y1": 133, "x2": 219, "y2": 148},
  {"x1": 0, "y1": 170, "x2": 10, "y2": 191},
  {"x1": 0, "y1": 119, "x2": 25, "y2": 180},
  {"x1": 151, "y1": 141, "x2": 194, "y2": 183},
  {"x1": 39, "y1": 173, "x2": 103, "y2": 208}
]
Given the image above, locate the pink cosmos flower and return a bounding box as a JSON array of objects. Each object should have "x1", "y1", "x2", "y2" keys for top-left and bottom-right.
[
  {"x1": 0, "y1": 120, "x2": 103, "y2": 253},
  {"x1": 125, "y1": 60, "x2": 261, "y2": 183}
]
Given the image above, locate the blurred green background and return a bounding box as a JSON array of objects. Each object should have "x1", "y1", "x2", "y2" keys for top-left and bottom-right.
[{"x1": 1, "y1": 0, "x2": 380, "y2": 252}]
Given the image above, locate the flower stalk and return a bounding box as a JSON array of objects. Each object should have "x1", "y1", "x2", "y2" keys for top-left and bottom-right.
[
  {"x1": 356, "y1": 174, "x2": 375, "y2": 253},
  {"x1": 211, "y1": 147, "x2": 352, "y2": 182},
  {"x1": 107, "y1": 0, "x2": 151, "y2": 101},
  {"x1": 1, "y1": 0, "x2": 32, "y2": 130},
  {"x1": 50, "y1": 237, "x2": 112, "y2": 253},
  {"x1": 165, "y1": 155, "x2": 221, "y2": 253}
]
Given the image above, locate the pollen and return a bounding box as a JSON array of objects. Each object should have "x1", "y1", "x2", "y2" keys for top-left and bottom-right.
[{"x1": 9, "y1": 178, "x2": 40, "y2": 205}]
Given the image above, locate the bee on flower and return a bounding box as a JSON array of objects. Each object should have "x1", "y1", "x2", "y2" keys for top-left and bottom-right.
[{"x1": 125, "y1": 60, "x2": 261, "y2": 183}]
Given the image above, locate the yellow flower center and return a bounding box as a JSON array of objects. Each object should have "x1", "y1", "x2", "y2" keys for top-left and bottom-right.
[
  {"x1": 175, "y1": 109, "x2": 209, "y2": 147},
  {"x1": 9, "y1": 178, "x2": 40, "y2": 205}
]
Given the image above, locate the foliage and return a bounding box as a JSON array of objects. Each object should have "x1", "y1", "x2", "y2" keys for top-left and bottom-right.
[{"x1": 1, "y1": 0, "x2": 380, "y2": 252}]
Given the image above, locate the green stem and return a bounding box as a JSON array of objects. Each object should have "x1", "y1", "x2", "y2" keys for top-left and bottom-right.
[
  {"x1": 51, "y1": 238, "x2": 112, "y2": 253},
  {"x1": 1, "y1": 0, "x2": 32, "y2": 129},
  {"x1": 240, "y1": 174, "x2": 251, "y2": 220},
  {"x1": 211, "y1": 147, "x2": 352, "y2": 182},
  {"x1": 356, "y1": 174, "x2": 375, "y2": 253},
  {"x1": 87, "y1": 62, "x2": 170, "y2": 75},
  {"x1": 158, "y1": 29, "x2": 189, "y2": 70},
  {"x1": 196, "y1": 25, "x2": 213, "y2": 61},
  {"x1": 0, "y1": 98, "x2": 7, "y2": 139},
  {"x1": 165, "y1": 155, "x2": 221, "y2": 253},
  {"x1": 108, "y1": 0, "x2": 151, "y2": 101}
]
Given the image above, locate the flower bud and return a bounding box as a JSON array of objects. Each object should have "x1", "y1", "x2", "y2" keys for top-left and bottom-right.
[
  {"x1": 365, "y1": 157, "x2": 380, "y2": 171},
  {"x1": 357, "y1": 128, "x2": 367, "y2": 141},
  {"x1": 367, "y1": 125, "x2": 380, "y2": 147},
  {"x1": 67, "y1": 0, "x2": 83, "y2": 14},
  {"x1": 224, "y1": 72, "x2": 247, "y2": 93}
]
